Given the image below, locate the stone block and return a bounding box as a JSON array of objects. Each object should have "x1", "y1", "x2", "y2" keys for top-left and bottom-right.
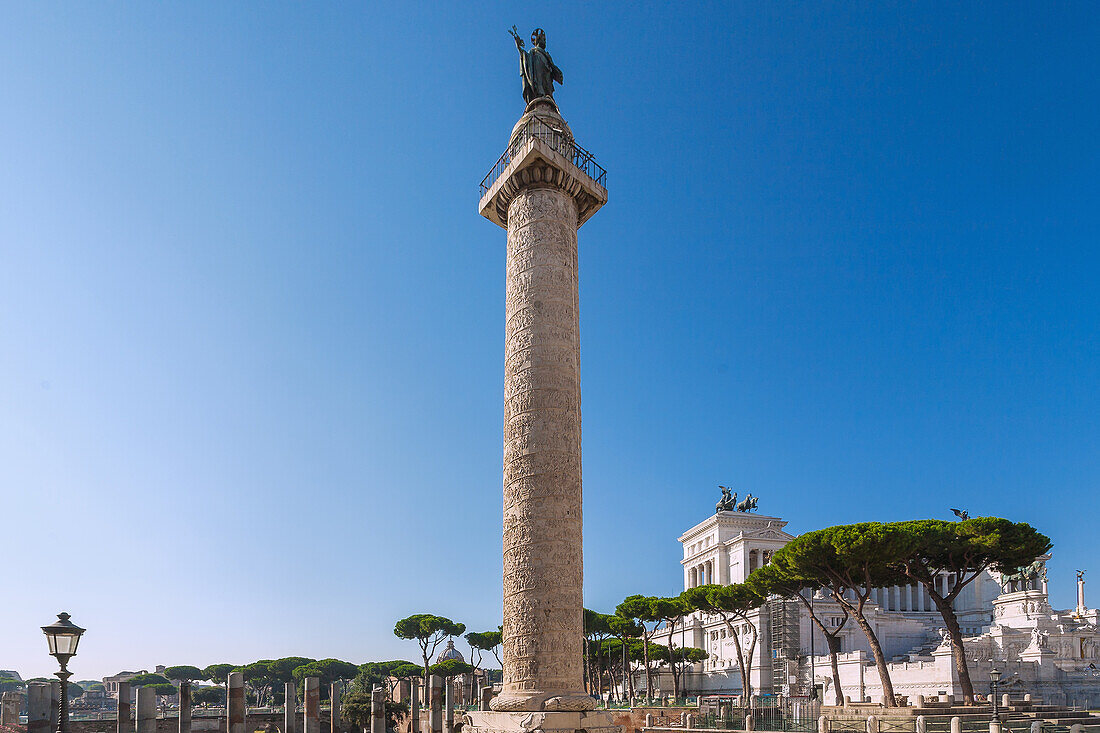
[
  {"x1": 0, "y1": 692, "x2": 21, "y2": 727},
  {"x1": 137, "y1": 686, "x2": 157, "y2": 733},
  {"x1": 117, "y1": 682, "x2": 132, "y2": 733},
  {"x1": 429, "y1": 676, "x2": 443, "y2": 733},
  {"x1": 228, "y1": 673, "x2": 246, "y2": 733},
  {"x1": 410, "y1": 680, "x2": 421, "y2": 733},
  {"x1": 304, "y1": 677, "x2": 320, "y2": 733},
  {"x1": 370, "y1": 687, "x2": 385, "y2": 733},
  {"x1": 445, "y1": 680, "x2": 455, "y2": 733},
  {"x1": 28, "y1": 682, "x2": 52, "y2": 733},
  {"x1": 285, "y1": 682, "x2": 298, "y2": 733},
  {"x1": 179, "y1": 682, "x2": 193, "y2": 733},
  {"x1": 331, "y1": 684, "x2": 342, "y2": 733}
]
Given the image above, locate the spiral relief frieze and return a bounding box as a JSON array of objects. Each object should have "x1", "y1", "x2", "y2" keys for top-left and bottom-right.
[{"x1": 491, "y1": 180, "x2": 592, "y2": 714}]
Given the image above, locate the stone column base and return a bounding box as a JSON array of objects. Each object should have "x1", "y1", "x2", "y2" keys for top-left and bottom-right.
[{"x1": 464, "y1": 710, "x2": 619, "y2": 733}]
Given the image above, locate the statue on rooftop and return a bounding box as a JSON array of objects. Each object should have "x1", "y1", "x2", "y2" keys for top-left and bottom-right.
[
  {"x1": 716, "y1": 486, "x2": 736, "y2": 513},
  {"x1": 511, "y1": 26, "x2": 563, "y2": 105},
  {"x1": 1003, "y1": 560, "x2": 1046, "y2": 592},
  {"x1": 736, "y1": 494, "x2": 758, "y2": 513}
]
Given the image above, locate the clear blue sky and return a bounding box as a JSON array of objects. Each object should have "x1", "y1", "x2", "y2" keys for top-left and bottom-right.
[{"x1": 2, "y1": 2, "x2": 1097, "y2": 680}]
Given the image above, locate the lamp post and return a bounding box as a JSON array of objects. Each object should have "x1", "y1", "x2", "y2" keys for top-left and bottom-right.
[
  {"x1": 42, "y1": 612, "x2": 85, "y2": 733},
  {"x1": 989, "y1": 667, "x2": 1001, "y2": 725}
]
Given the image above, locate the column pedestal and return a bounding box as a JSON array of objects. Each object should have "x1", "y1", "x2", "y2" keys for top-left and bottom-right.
[{"x1": 466, "y1": 711, "x2": 619, "y2": 733}]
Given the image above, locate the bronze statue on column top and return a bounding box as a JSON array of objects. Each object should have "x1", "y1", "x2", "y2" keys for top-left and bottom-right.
[{"x1": 510, "y1": 26, "x2": 563, "y2": 105}]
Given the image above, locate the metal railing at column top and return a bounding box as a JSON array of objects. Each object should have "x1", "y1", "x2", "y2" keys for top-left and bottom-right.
[{"x1": 480, "y1": 117, "x2": 606, "y2": 198}]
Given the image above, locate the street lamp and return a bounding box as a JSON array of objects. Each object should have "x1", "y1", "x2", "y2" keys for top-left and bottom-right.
[
  {"x1": 989, "y1": 666, "x2": 1002, "y2": 724},
  {"x1": 42, "y1": 612, "x2": 85, "y2": 733}
]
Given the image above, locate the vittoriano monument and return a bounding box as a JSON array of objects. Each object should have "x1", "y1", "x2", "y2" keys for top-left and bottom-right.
[{"x1": 465, "y1": 27, "x2": 612, "y2": 733}]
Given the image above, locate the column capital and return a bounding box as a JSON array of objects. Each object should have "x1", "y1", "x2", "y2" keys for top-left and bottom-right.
[{"x1": 480, "y1": 102, "x2": 607, "y2": 229}]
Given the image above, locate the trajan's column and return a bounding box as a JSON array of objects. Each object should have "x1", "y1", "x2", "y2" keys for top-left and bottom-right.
[{"x1": 465, "y1": 27, "x2": 614, "y2": 733}]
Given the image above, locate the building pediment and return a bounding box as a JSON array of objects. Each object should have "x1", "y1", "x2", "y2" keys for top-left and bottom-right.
[
  {"x1": 743, "y1": 527, "x2": 794, "y2": 541},
  {"x1": 678, "y1": 512, "x2": 789, "y2": 543}
]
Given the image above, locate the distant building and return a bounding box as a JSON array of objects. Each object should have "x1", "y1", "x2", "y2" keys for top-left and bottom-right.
[
  {"x1": 102, "y1": 666, "x2": 169, "y2": 697},
  {"x1": 436, "y1": 640, "x2": 466, "y2": 664},
  {"x1": 102, "y1": 671, "x2": 144, "y2": 698},
  {"x1": 635, "y1": 504, "x2": 1100, "y2": 705}
]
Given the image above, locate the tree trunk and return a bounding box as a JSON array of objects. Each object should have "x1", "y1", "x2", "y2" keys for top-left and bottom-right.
[
  {"x1": 620, "y1": 641, "x2": 629, "y2": 704},
  {"x1": 601, "y1": 642, "x2": 609, "y2": 700},
  {"x1": 594, "y1": 638, "x2": 602, "y2": 695},
  {"x1": 616, "y1": 652, "x2": 624, "y2": 702},
  {"x1": 625, "y1": 650, "x2": 636, "y2": 700},
  {"x1": 665, "y1": 623, "x2": 681, "y2": 701},
  {"x1": 642, "y1": 632, "x2": 653, "y2": 702},
  {"x1": 931, "y1": 591, "x2": 975, "y2": 704},
  {"x1": 606, "y1": 649, "x2": 615, "y2": 703},
  {"x1": 722, "y1": 617, "x2": 751, "y2": 704},
  {"x1": 671, "y1": 661, "x2": 680, "y2": 702},
  {"x1": 825, "y1": 634, "x2": 844, "y2": 706},
  {"x1": 585, "y1": 639, "x2": 594, "y2": 696},
  {"x1": 744, "y1": 620, "x2": 757, "y2": 701},
  {"x1": 851, "y1": 611, "x2": 896, "y2": 706},
  {"x1": 795, "y1": 594, "x2": 845, "y2": 705},
  {"x1": 595, "y1": 641, "x2": 601, "y2": 699},
  {"x1": 582, "y1": 641, "x2": 589, "y2": 694},
  {"x1": 602, "y1": 642, "x2": 609, "y2": 700},
  {"x1": 421, "y1": 648, "x2": 431, "y2": 718}
]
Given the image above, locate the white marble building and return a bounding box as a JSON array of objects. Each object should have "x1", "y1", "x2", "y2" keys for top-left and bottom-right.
[{"x1": 641, "y1": 508, "x2": 1100, "y2": 706}]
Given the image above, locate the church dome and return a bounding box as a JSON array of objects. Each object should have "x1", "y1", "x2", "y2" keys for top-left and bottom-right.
[{"x1": 435, "y1": 639, "x2": 465, "y2": 664}]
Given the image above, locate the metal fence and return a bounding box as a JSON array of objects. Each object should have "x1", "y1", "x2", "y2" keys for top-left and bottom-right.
[
  {"x1": 687, "y1": 711, "x2": 747, "y2": 730},
  {"x1": 62, "y1": 705, "x2": 329, "y2": 722},
  {"x1": 479, "y1": 116, "x2": 606, "y2": 198},
  {"x1": 754, "y1": 700, "x2": 821, "y2": 732}
]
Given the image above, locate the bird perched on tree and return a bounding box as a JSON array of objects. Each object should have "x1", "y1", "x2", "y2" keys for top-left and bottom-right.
[{"x1": 951, "y1": 508, "x2": 970, "y2": 520}]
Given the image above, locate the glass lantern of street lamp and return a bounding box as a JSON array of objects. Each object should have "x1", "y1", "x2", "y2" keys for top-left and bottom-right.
[
  {"x1": 42, "y1": 612, "x2": 85, "y2": 663},
  {"x1": 989, "y1": 668, "x2": 1001, "y2": 683}
]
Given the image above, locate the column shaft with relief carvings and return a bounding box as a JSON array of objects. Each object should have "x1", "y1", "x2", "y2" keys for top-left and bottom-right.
[
  {"x1": 497, "y1": 182, "x2": 585, "y2": 712},
  {"x1": 470, "y1": 97, "x2": 611, "y2": 733}
]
